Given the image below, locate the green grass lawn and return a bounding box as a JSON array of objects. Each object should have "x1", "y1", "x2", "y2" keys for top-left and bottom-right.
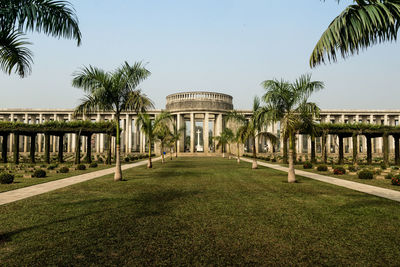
[{"x1": 1, "y1": 157, "x2": 400, "y2": 266}]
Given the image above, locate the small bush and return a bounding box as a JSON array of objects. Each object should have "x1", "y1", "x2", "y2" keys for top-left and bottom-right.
[
  {"x1": 124, "y1": 157, "x2": 130, "y2": 163},
  {"x1": 271, "y1": 158, "x2": 277, "y2": 163},
  {"x1": 391, "y1": 175, "x2": 400, "y2": 186},
  {"x1": 47, "y1": 164, "x2": 58, "y2": 170},
  {"x1": 97, "y1": 158, "x2": 104, "y2": 164},
  {"x1": 385, "y1": 173, "x2": 395, "y2": 180},
  {"x1": 381, "y1": 163, "x2": 388, "y2": 170},
  {"x1": 317, "y1": 165, "x2": 328, "y2": 172},
  {"x1": 59, "y1": 167, "x2": 69, "y2": 173},
  {"x1": 0, "y1": 173, "x2": 14, "y2": 184},
  {"x1": 33, "y1": 169, "x2": 46, "y2": 178},
  {"x1": 391, "y1": 166, "x2": 399, "y2": 170},
  {"x1": 333, "y1": 167, "x2": 346, "y2": 175},
  {"x1": 76, "y1": 164, "x2": 86, "y2": 170},
  {"x1": 303, "y1": 161, "x2": 313, "y2": 169},
  {"x1": 348, "y1": 165, "x2": 358, "y2": 172},
  {"x1": 89, "y1": 162, "x2": 98, "y2": 168},
  {"x1": 358, "y1": 170, "x2": 374, "y2": 180}
]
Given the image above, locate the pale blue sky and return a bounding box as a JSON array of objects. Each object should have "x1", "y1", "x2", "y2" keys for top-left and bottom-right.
[{"x1": 1, "y1": 0, "x2": 399, "y2": 110}]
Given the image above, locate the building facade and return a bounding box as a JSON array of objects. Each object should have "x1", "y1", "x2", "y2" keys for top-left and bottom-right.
[{"x1": 0, "y1": 92, "x2": 399, "y2": 159}]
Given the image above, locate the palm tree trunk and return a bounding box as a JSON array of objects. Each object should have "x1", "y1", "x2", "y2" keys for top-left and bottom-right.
[
  {"x1": 114, "y1": 114, "x2": 122, "y2": 181},
  {"x1": 237, "y1": 142, "x2": 240, "y2": 163},
  {"x1": 170, "y1": 147, "x2": 173, "y2": 160},
  {"x1": 252, "y1": 137, "x2": 257, "y2": 169},
  {"x1": 288, "y1": 133, "x2": 296, "y2": 183},
  {"x1": 228, "y1": 144, "x2": 231, "y2": 159},
  {"x1": 283, "y1": 135, "x2": 288, "y2": 164},
  {"x1": 148, "y1": 139, "x2": 152, "y2": 168},
  {"x1": 222, "y1": 145, "x2": 225, "y2": 158},
  {"x1": 175, "y1": 141, "x2": 178, "y2": 158},
  {"x1": 161, "y1": 144, "x2": 164, "y2": 164}
]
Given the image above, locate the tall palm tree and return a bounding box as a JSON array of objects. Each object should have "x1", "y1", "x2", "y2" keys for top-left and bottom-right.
[
  {"x1": 311, "y1": 0, "x2": 400, "y2": 67},
  {"x1": 234, "y1": 125, "x2": 247, "y2": 163},
  {"x1": 0, "y1": 0, "x2": 82, "y2": 77},
  {"x1": 154, "y1": 120, "x2": 172, "y2": 164},
  {"x1": 136, "y1": 112, "x2": 171, "y2": 168},
  {"x1": 72, "y1": 61, "x2": 153, "y2": 181},
  {"x1": 170, "y1": 123, "x2": 185, "y2": 158},
  {"x1": 214, "y1": 128, "x2": 233, "y2": 158},
  {"x1": 226, "y1": 97, "x2": 277, "y2": 169},
  {"x1": 262, "y1": 74, "x2": 324, "y2": 183}
]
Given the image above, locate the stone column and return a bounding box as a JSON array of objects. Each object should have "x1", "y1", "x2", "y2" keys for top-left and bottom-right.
[
  {"x1": 203, "y1": 113, "x2": 209, "y2": 154},
  {"x1": 23, "y1": 113, "x2": 28, "y2": 153},
  {"x1": 38, "y1": 114, "x2": 43, "y2": 153},
  {"x1": 326, "y1": 115, "x2": 331, "y2": 156},
  {"x1": 190, "y1": 113, "x2": 195, "y2": 153},
  {"x1": 67, "y1": 114, "x2": 72, "y2": 153},
  {"x1": 9, "y1": 113, "x2": 14, "y2": 153},
  {"x1": 53, "y1": 113, "x2": 57, "y2": 153},
  {"x1": 96, "y1": 113, "x2": 101, "y2": 153},
  {"x1": 176, "y1": 113, "x2": 183, "y2": 153}
]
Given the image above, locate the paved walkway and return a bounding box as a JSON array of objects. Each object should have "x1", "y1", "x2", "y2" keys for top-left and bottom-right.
[
  {"x1": 241, "y1": 157, "x2": 400, "y2": 202},
  {"x1": 0, "y1": 157, "x2": 161, "y2": 206}
]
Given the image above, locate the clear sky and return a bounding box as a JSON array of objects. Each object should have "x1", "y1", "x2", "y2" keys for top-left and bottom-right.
[{"x1": 1, "y1": 0, "x2": 399, "y2": 110}]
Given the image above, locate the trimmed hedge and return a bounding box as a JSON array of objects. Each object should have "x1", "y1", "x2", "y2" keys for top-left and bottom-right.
[
  {"x1": 0, "y1": 173, "x2": 14, "y2": 184},
  {"x1": 317, "y1": 165, "x2": 328, "y2": 172},
  {"x1": 33, "y1": 169, "x2": 46, "y2": 178},
  {"x1": 333, "y1": 167, "x2": 346, "y2": 175},
  {"x1": 303, "y1": 161, "x2": 313, "y2": 169},
  {"x1": 59, "y1": 167, "x2": 69, "y2": 173},
  {"x1": 76, "y1": 164, "x2": 86, "y2": 170},
  {"x1": 358, "y1": 170, "x2": 374, "y2": 180}
]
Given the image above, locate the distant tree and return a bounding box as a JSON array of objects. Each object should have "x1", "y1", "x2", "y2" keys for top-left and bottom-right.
[
  {"x1": 214, "y1": 128, "x2": 233, "y2": 158},
  {"x1": 226, "y1": 97, "x2": 277, "y2": 169},
  {"x1": 136, "y1": 112, "x2": 171, "y2": 168},
  {"x1": 0, "y1": 0, "x2": 82, "y2": 77},
  {"x1": 311, "y1": 0, "x2": 400, "y2": 67},
  {"x1": 73, "y1": 61, "x2": 152, "y2": 181},
  {"x1": 169, "y1": 123, "x2": 185, "y2": 158},
  {"x1": 154, "y1": 120, "x2": 172, "y2": 164}
]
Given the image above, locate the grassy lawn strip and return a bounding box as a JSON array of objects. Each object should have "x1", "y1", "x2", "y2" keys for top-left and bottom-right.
[
  {"x1": 1, "y1": 157, "x2": 399, "y2": 266},
  {"x1": 0, "y1": 164, "x2": 111, "y2": 193}
]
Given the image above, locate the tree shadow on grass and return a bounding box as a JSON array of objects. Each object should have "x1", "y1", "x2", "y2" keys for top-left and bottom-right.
[{"x1": 0, "y1": 189, "x2": 201, "y2": 246}]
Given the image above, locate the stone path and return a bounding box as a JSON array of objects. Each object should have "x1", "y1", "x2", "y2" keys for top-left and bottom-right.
[
  {"x1": 241, "y1": 157, "x2": 400, "y2": 202},
  {"x1": 0, "y1": 157, "x2": 161, "y2": 206}
]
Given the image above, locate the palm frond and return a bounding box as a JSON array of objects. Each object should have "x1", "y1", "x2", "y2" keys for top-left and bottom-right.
[
  {"x1": 0, "y1": 29, "x2": 32, "y2": 77},
  {"x1": 5, "y1": 0, "x2": 82, "y2": 45},
  {"x1": 311, "y1": 0, "x2": 400, "y2": 67}
]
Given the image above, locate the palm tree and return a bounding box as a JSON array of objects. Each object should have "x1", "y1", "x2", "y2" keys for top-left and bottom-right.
[
  {"x1": 170, "y1": 123, "x2": 185, "y2": 158},
  {"x1": 226, "y1": 97, "x2": 278, "y2": 169},
  {"x1": 154, "y1": 120, "x2": 172, "y2": 164},
  {"x1": 214, "y1": 128, "x2": 233, "y2": 158},
  {"x1": 136, "y1": 112, "x2": 171, "y2": 168},
  {"x1": 72, "y1": 61, "x2": 153, "y2": 181},
  {"x1": 234, "y1": 125, "x2": 247, "y2": 163},
  {"x1": 311, "y1": 0, "x2": 400, "y2": 67},
  {"x1": 262, "y1": 74, "x2": 324, "y2": 183},
  {"x1": 0, "y1": 0, "x2": 82, "y2": 77}
]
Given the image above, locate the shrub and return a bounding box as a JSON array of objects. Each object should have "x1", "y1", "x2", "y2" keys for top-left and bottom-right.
[
  {"x1": 47, "y1": 164, "x2": 58, "y2": 170},
  {"x1": 317, "y1": 165, "x2": 328, "y2": 171},
  {"x1": 348, "y1": 165, "x2": 358, "y2": 172},
  {"x1": 333, "y1": 167, "x2": 346, "y2": 175},
  {"x1": 303, "y1": 161, "x2": 313, "y2": 169},
  {"x1": 391, "y1": 166, "x2": 399, "y2": 170},
  {"x1": 381, "y1": 163, "x2": 388, "y2": 170},
  {"x1": 33, "y1": 169, "x2": 46, "y2": 178},
  {"x1": 385, "y1": 172, "x2": 395, "y2": 180},
  {"x1": 59, "y1": 167, "x2": 69, "y2": 173},
  {"x1": 358, "y1": 170, "x2": 374, "y2": 180},
  {"x1": 391, "y1": 174, "x2": 400, "y2": 186},
  {"x1": 271, "y1": 158, "x2": 277, "y2": 163},
  {"x1": 89, "y1": 162, "x2": 98, "y2": 168},
  {"x1": 0, "y1": 173, "x2": 14, "y2": 184},
  {"x1": 97, "y1": 158, "x2": 104, "y2": 164},
  {"x1": 124, "y1": 157, "x2": 130, "y2": 163},
  {"x1": 76, "y1": 164, "x2": 86, "y2": 170}
]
